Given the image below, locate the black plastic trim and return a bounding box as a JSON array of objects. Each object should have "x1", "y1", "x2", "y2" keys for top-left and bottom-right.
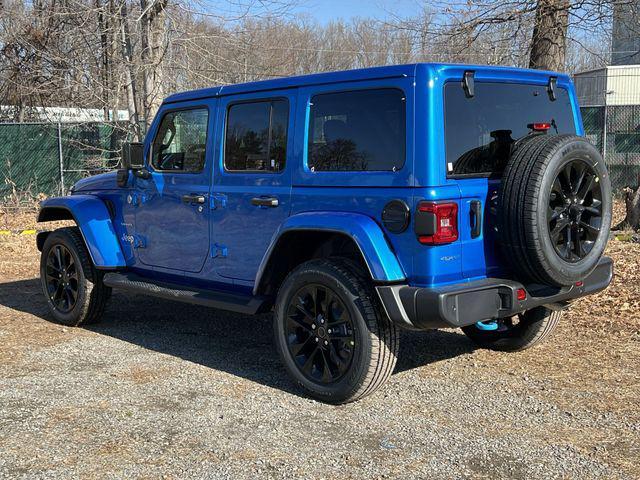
[
  {"x1": 462, "y1": 70, "x2": 475, "y2": 98},
  {"x1": 548, "y1": 76, "x2": 558, "y2": 101},
  {"x1": 470, "y1": 200, "x2": 482, "y2": 239},
  {"x1": 414, "y1": 208, "x2": 437, "y2": 236},
  {"x1": 377, "y1": 256, "x2": 613, "y2": 330},
  {"x1": 382, "y1": 200, "x2": 410, "y2": 233},
  {"x1": 103, "y1": 272, "x2": 270, "y2": 315}
]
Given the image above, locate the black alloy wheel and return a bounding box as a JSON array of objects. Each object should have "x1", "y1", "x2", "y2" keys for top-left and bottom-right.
[
  {"x1": 44, "y1": 243, "x2": 79, "y2": 313},
  {"x1": 548, "y1": 159, "x2": 603, "y2": 262},
  {"x1": 273, "y1": 258, "x2": 398, "y2": 403},
  {"x1": 285, "y1": 284, "x2": 355, "y2": 384},
  {"x1": 40, "y1": 227, "x2": 111, "y2": 326},
  {"x1": 498, "y1": 134, "x2": 612, "y2": 286}
]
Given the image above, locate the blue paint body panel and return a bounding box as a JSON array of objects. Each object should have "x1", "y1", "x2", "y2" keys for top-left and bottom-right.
[
  {"x1": 133, "y1": 99, "x2": 215, "y2": 273},
  {"x1": 211, "y1": 89, "x2": 297, "y2": 281},
  {"x1": 39, "y1": 195, "x2": 126, "y2": 268},
  {"x1": 39, "y1": 63, "x2": 583, "y2": 298}
]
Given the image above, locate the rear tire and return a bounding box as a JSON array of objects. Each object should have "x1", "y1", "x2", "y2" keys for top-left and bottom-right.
[
  {"x1": 499, "y1": 134, "x2": 612, "y2": 286},
  {"x1": 461, "y1": 307, "x2": 561, "y2": 352},
  {"x1": 40, "y1": 227, "x2": 111, "y2": 326},
  {"x1": 273, "y1": 258, "x2": 398, "y2": 404}
]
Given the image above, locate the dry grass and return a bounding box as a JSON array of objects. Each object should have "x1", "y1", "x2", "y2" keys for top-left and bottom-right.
[{"x1": 0, "y1": 209, "x2": 39, "y2": 231}]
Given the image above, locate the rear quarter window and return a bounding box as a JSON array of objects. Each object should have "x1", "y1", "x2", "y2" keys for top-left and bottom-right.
[
  {"x1": 444, "y1": 82, "x2": 576, "y2": 177},
  {"x1": 307, "y1": 88, "x2": 406, "y2": 172}
]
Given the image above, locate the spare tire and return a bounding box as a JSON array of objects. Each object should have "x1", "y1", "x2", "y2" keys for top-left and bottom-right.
[{"x1": 498, "y1": 134, "x2": 612, "y2": 287}]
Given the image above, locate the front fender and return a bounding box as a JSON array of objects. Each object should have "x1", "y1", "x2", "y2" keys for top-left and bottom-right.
[
  {"x1": 255, "y1": 212, "x2": 406, "y2": 291},
  {"x1": 38, "y1": 195, "x2": 126, "y2": 268}
]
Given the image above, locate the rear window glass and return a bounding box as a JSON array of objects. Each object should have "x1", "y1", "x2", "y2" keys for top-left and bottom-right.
[
  {"x1": 444, "y1": 82, "x2": 576, "y2": 177},
  {"x1": 308, "y1": 89, "x2": 406, "y2": 171}
]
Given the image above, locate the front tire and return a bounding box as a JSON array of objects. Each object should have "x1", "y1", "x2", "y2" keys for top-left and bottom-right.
[
  {"x1": 273, "y1": 258, "x2": 398, "y2": 404},
  {"x1": 40, "y1": 227, "x2": 111, "y2": 326},
  {"x1": 461, "y1": 307, "x2": 562, "y2": 352}
]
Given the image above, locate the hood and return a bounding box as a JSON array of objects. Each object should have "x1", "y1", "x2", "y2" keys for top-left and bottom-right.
[{"x1": 71, "y1": 171, "x2": 119, "y2": 193}]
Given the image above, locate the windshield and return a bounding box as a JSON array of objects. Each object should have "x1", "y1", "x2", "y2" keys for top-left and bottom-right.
[{"x1": 444, "y1": 82, "x2": 576, "y2": 177}]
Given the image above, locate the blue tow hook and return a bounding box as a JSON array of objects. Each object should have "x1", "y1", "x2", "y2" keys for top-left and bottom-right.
[{"x1": 475, "y1": 320, "x2": 499, "y2": 331}]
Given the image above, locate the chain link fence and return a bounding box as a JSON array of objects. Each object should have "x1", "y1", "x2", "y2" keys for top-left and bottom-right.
[
  {"x1": 574, "y1": 69, "x2": 640, "y2": 190},
  {"x1": 0, "y1": 122, "x2": 130, "y2": 208},
  {"x1": 582, "y1": 105, "x2": 640, "y2": 190}
]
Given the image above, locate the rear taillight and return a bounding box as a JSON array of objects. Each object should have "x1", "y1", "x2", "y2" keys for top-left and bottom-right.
[{"x1": 415, "y1": 201, "x2": 458, "y2": 245}]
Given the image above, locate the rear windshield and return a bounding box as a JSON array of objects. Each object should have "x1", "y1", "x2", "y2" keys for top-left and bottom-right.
[{"x1": 444, "y1": 82, "x2": 576, "y2": 177}]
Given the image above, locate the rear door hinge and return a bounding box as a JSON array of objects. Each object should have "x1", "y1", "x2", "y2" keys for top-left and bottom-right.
[
  {"x1": 211, "y1": 193, "x2": 227, "y2": 209},
  {"x1": 211, "y1": 243, "x2": 228, "y2": 258}
]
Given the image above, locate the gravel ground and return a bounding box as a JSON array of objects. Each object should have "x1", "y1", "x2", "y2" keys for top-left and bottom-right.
[{"x1": 1, "y1": 218, "x2": 639, "y2": 479}]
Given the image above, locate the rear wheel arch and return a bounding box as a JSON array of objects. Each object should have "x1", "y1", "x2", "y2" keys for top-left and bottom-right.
[{"x1": 255, "y1": 230, "x2": 371, "y2": 297}]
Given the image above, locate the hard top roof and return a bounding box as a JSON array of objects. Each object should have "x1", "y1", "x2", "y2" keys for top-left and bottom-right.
[{"x1": 163, "y1": 63, "x2": 566, "y2": 104}]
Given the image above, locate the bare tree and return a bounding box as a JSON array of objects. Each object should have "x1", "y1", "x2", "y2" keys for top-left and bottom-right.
[
  {"x1": 0, "y1": 0, "x2": 633, "y2": 127},
  {"x1": 402, "y1": 1, "x2": 636, "y2": 71}
]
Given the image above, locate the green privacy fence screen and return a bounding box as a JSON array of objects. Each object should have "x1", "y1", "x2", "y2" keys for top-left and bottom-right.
[
  {"x1": 1, "y1": 109, "x2": 639, "y2": 204},
  {"x1": 0, "y1": 122, "x2": 130, "y2": 203}
]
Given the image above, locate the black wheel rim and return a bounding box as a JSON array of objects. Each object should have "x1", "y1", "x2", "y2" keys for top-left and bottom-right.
[
  {"x1": 45, "y1": 244, "x2": 79, "y2": 313},
  {"x1": 548, "y1": 159, "x2": 603, "y2": 263},
  {"x1": 285, "y1": 284, "x2": 355, "y2": 384}
]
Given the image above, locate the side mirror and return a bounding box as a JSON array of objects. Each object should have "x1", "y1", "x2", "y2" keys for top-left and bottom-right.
[
  {"x1": 118, "y1": 142, "x2": 147, "y2": 187},
  {"x1": 121, "y1": 142, "x2": 144, "y2": 170}
]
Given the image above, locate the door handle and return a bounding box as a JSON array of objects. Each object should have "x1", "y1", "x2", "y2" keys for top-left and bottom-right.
[
  {"x1": 182, "y1": 194, "x2": 206, "y2": 204},
  {"x1": 470, "y1": 200, "x2": 482, "y2": 239},
  {"x1": 251, "y1": 197, "x2": 279, "y2": 208}
]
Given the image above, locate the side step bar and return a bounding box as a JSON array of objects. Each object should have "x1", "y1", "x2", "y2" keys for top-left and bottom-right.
[{"x1": 103, "y1": 272, "x2": 269, "y2": 315}]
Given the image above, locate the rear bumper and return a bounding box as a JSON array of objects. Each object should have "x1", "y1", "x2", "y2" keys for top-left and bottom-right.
[{"x1": 376, "y1": 256, "x2": 613, "y2": 330}]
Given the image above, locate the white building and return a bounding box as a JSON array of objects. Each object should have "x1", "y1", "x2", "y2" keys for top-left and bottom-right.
[
  {"x1": 574, "y1": 65, "x2": 640, "y2": 107},
  {"x1": 0, "y1": 105, "x2": 129, "y2": 123}
]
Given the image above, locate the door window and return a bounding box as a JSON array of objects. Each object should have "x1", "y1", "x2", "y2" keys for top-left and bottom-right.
[
  {"x1": 224, "y1": 99, "x2": 288, "y2": 172},
  {"x1": 307, "y1": 88, "x2": 406, "y2": 171},
  {"x1": 151, "y1": 108, "x2": 209, "y2": 172}
]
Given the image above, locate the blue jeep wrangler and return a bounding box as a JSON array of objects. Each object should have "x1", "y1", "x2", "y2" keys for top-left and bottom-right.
[{"x1": 37, "y1": 64, "x2": 613, "y2": 403}]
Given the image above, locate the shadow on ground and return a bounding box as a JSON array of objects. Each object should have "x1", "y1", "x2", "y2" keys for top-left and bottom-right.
[{"x1": 0, "y1": 278, "x2": 475, "y2": 395}]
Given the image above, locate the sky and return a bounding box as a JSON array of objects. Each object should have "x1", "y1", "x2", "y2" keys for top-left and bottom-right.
[
  {"x1": 209, "y1": 0, "x2": 426, "y2": 24},
  {"x1": 291, "y1": 0, "x2": 424, "y2": 23}
]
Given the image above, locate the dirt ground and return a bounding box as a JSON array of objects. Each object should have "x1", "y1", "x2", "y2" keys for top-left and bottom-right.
[{"x1": 0, "y1": 206, "x2": 639, "y2": 479}]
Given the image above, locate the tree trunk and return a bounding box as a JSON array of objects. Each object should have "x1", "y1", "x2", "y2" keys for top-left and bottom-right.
[
  {"x1": 118, "y1": 2, "x2": 140, "y2": 138},
  {"x1": 613, "y1": 181, "x2": 640, "y2": 231},
  {"x1": 16, "y1": 97, "x2": 25, "y2": 123},
  {"x1": 96, "y1": 0, "x2": 110, "y2": 121},
  {"x1": 529, "y1": 0, "x2": 570, "y2": 71},
  {"x1": 140, "y1": 0, "x2": 168, "y2": 129}
]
